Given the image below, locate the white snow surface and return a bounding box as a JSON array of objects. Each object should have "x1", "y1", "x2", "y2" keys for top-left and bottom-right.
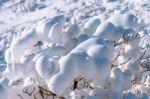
[{"x1": 0, "y1": 0, "x2": 150, "y2": 99}]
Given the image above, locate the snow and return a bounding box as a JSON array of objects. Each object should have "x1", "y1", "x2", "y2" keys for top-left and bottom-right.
[
  {"x1": 84, "y1": 17, "x2": 101, "y2": 35},
  {"x1": 0, "y1": 0, "x2": 150, "y2": 99},
  {"x1": 48, "y1": 23, "x2": 62, "y2": 44},
  {"x1": 35, "y1": 54, "x2": 52, "y2": 79},
  {"x1": 36, "y1": 14, "x2": 65, "y2": 42},
  {"x1": 94, "y1": 22, "x2": 123, "y2": 41}
]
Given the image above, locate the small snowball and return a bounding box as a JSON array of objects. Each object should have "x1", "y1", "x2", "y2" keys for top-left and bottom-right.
[
  {"x1": 65, "y1": 23, "x2": 80, "y2": 38},
  {"x1": 20, "y1": 53, "x2": 35, "y2": 74},
  {"x1": 48, "y1": 23, "x2": 62, "y2": 44},
  {"x1": 123, "y1": 44, "x2": 140, "y2": 60},
  {"x1": 72, "y1": 51, "x2": 95, "y2": 79},
  {"x1": 110, "y1": 67, "x2": 123, "y2": 92},
  {"x1": 72, "y1": 38, "x2": 114, "y2": 56},
  {"x1": 94, "y1": 22, "x2": 123, "y2": 41},
  {"x1": 84, "y1": 18, "x2": 101, "y2": 35},
  {"x1": 87, "y1": 44, "x2": 112, "y2": 61},
  {"x1": 48, "y1": 54, "x2": 78, "y2": 95},
  {"x1": 36, "y1": 15, "x2": 65, "y2": 42},
  {"x1": 63, "y1": 38, "x2": 78, "y2": 52},
  {"x1": 108, "y1": 13, "x2": 141, "y2": 31},
  {"x1": 35, "y1": 54, "x2": 54, "y2": 79},
  {"x1": 125, "y1": 61, "x2": 139, "y2": 75},
  {"x1": 10, "y1": 29, "x2": 38, "y2": 63}
]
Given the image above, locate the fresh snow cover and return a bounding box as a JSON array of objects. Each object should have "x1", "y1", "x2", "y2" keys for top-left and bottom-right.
[{"x1": 0, "y1": 0, "x2": 150, "y2": 99}]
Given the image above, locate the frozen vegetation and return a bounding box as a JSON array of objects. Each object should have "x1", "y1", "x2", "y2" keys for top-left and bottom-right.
[{"x1": 0, "y1": 0, "x2": 150, "y2": 99}]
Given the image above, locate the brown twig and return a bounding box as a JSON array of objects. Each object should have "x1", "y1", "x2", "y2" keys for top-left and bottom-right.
[
  {"x1": 114, "y1": 33, "x2": 144, "y2": 47},
  {"x1": 139, "y1": 50, "x2": 146, "y2": 60},
  {"x1": 111, "y1": 52, "x2": 121, "y2": 64},
  {"x1": 23, "y1": 87, "x2": 35, "y2": 96},
  {"x1": 38, "y1": 86, "x2": 65, "y2": 99},
  {"x1": 115, "y1": 58, "x2": 131, "y2": 66}
]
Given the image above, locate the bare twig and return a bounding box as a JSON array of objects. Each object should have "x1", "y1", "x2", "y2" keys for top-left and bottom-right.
[
  {"x1": 139, "y1": 50, "x2": 146, "y2": 60},
  {"x1": 114, "y1": 32, "x2": 144, "y2": 47},
  {"x1": 116, "y1": 58, "x2": 131, "y2": 66},
  {"x1": 23, "y1": 87, "x2": 35, "y2": 96},
  {"x1": 38, "y1": 86, "x2": 65, "y2": 99},
  {"x1": 111, "y1": 52, "x2": 121, "y2": 64}
]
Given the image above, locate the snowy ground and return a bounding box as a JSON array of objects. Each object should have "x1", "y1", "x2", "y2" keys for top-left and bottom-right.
[
  {"x1": 0, "y1": 0, "x2": 150, "y2": 99},
  {"x1": 0, "y1": 1, "x2": 143, "y2": 68},
  {"x1": 1, "y1": 0, "x2": 150, "y2": 69},
  {"x1": 0, "y1": 0, "x2": 102, "y2": 70}
]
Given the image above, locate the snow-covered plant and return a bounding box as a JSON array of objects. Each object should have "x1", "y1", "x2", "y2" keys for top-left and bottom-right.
[{"x1": 1, "y1": 12, "x2": 150, "y2": 99}]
